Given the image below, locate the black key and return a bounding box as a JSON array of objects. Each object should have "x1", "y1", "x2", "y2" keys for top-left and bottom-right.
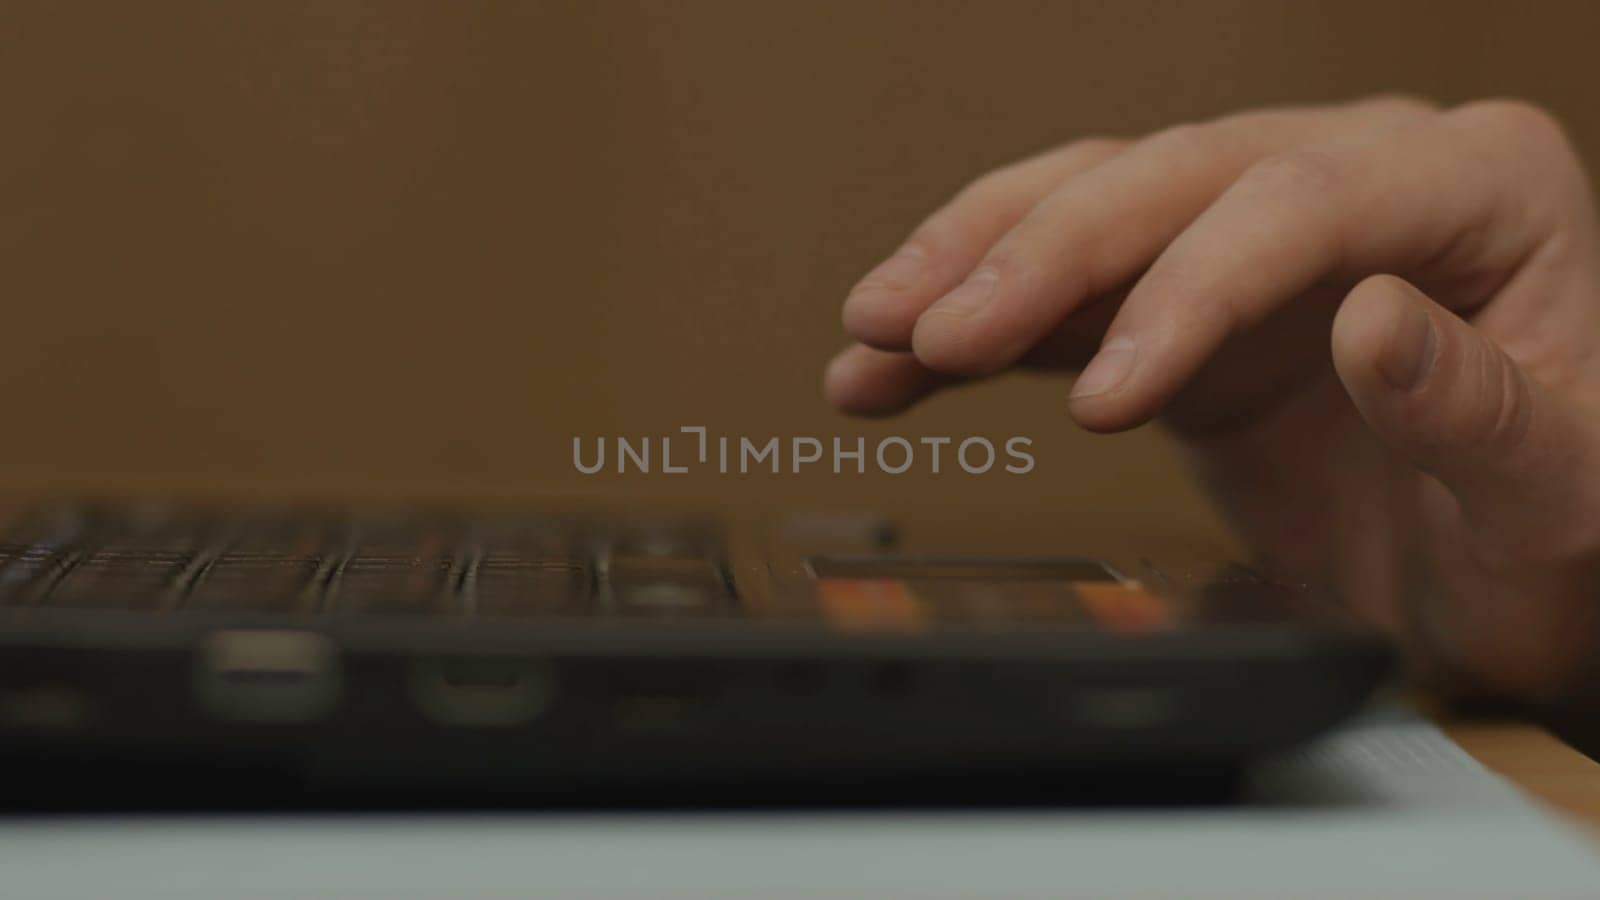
[
  {"x1": 0, "y1": 506, "x2": 98, "y2": 605},
  {"x1": 322, "y1": 516, "x2": 467, "y2": 615},
  {"x1": 331, "y1": 554, "x2": 459, "y2": 614},
  {"x1": 185, "y1": 554, "x2": 326, "y2": 613},
  {"x1": 455, "y1": 517, "x2": 593, "y2": 617},
  {"x1": 35, "y1": 505, "x2": 216, "y2": 610},
  {"x1": 469, "y1": 560, "x2": 590, "y2": 617},
  {"x1": 0, "y1": 543, "x2": 76, "y2": 604},
  {"x1": 183, "y1": 515, "x2": 335, "y2": 612},
  {"x1": 45, "y1": 548, "x2": 195, "y2": 610}
]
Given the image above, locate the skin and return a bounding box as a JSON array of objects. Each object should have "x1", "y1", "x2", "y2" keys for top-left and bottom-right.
[{"x1": 825, "y1": 97, "x2": 1600, "y2": 702}]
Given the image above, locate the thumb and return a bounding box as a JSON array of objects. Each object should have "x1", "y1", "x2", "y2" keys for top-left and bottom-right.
[{"x1": 1331, "y1": 274, "x2": 1600, "y2": 559}]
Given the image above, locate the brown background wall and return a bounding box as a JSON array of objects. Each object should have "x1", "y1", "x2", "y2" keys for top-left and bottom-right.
[{"x1": 1, "y1": 0, "x2": 1597, "y2": 553}]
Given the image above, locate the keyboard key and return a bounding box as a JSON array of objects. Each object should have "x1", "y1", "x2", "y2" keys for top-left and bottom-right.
[
  {"x1": 607, "y1": 558, "x2": 732, "y2": 618},
  {"x1": 331, "y1": 554, "x2": 460, "y2": 614},
  {"x1": 0, "y1": 544, "x2": 76, "y2": 604},
  {"x1": 45, "y1": 549, "x2": 195, "y2": 610},
  {"x1": 469, "y1": 561, "x2": 590, "y2": 617},
  {"x1": 185, "y1": 554, "x2": 326, "y2": 612},
  {"x1": 324, "y1": 516, "x2": 467, "y2": 615},
  {"x1": 0, "y1": 506, "x2": 740, "y2": 618}
]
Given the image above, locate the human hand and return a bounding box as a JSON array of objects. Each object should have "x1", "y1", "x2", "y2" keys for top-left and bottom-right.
[{"x1": 826, "y1": 97, "x2": 1600, "y2": 701}]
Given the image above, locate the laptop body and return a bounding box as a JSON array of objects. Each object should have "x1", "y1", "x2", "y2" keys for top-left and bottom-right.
[{"x1": 0, "y1": 501, "x2": 1388, "y2": 807}]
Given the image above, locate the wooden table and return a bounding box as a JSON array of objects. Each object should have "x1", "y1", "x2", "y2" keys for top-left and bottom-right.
[{"x1": 1450, "y1": 720, "x2": 1600, "y2": 828}]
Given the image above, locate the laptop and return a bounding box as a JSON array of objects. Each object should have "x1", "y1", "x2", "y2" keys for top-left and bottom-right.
[{"x1": 0, "y1": 501, "x2": 1389, "y2": 807}]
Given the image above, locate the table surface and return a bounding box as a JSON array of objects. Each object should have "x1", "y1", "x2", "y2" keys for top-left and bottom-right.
[{"x1": 1448, "y1": 720, "x2": 1600, "y2": 827}]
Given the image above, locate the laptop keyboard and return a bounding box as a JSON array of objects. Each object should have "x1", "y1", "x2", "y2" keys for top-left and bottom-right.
[{"x1": 0, "y1": 506, "x2": 734, "y2": 618}]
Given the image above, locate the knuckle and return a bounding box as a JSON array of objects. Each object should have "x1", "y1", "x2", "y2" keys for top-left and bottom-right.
[
  {"x1": 1240, "y1": 148, "x2": 1348, "y2": 196},
  {"x1": 1442, "y1": 345, "x2": 1535, "y2": 454},
  {"x1": 952, "y1": 168, "x2": 1014, "y2": 206},
  {"x1": 1354, "y1": 92, "x2": 1441, "y2": 118},
  {"x1": 954, "y1": 136, "x2": 1125, "y2": 204},
  {"x1": 1144, "y1": 122, "x2": 1221, "y2": 159},
  {"x1": 1450, "y1": 98, "x2": 1572, "y2": 154},
  {"x1": 1446, "y1": 99, "x2": 1591, "y2": 221},
  {"x1": 1058, "y1": 136, "x2": 1127, "y2": 165}
]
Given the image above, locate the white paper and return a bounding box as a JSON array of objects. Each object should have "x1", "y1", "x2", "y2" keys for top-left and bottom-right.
[{"x1": 4, "y1": 708, "x2": 1598, "y2": 899}]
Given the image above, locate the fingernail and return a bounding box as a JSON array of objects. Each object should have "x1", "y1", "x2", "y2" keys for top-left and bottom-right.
[
  {"x1": 1070, "y1": 336, "x2": 1138, "y2": 399},
  {"x1": 927, "y1": 268, "x2": 999, "y2": 318},
  {"x1": 1378, "y1": 300, "x2": 1437, "y2": 390},
  {"x1": 854, "y1": 245, "x2": 928, "y2": 297},
  {"x1": 823, "y1": 349, "x2": 855, "y2": 386}
]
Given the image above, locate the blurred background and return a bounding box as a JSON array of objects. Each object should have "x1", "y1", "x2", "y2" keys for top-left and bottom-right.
[{"x1": 2, "y1": 0, "x2": 1598, "y2": 554}]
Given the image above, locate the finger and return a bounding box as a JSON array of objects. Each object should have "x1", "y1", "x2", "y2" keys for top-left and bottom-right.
[
  {"x1": 1332, "y1": 274, "x2": 1600, "y2": 698},
  {"x1": 1017, "y1": 291, "x2": 1122, "y2": 370},
  {"x1": 911, "y1": 96, "x2": 1436, "y2": 376},
  {"x1": 828, "y1": 293, "x2": 1126, "y2": 417},
  {"x1": 1331, "y1": 275, "x2": 1600, "y2": 558},
  {"x1": 1069, "y1": 101, "x2": 1573, "y2": 432},
  {"x1": 824, "y1": 345, "x2": 954, "y2": 417},
  {"x1": 842, "y1": 138, "x2": 1126, "y2": 350}
]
